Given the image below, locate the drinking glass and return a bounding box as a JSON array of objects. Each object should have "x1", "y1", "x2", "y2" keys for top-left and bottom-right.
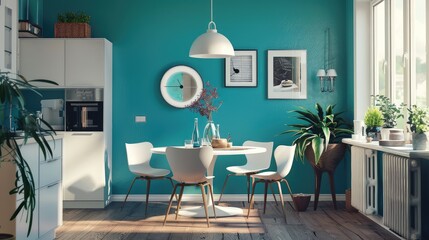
[
  {"x1": 201, "y1": 138, "x2": 210, "y2": 146},
  {"x1": 184, "y1": 140, "x2": 193, "y2": 148}
]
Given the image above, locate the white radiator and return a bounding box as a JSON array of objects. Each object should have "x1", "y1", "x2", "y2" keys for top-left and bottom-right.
[
  {"x1": 351, "y1": 146, "x2": 377, "y2": 214},
  {"x1": 383, "y1": 154, "x2": 421, "y2": 240}
]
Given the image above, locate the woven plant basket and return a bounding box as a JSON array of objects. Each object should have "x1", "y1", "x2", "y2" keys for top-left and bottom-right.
[
  {"x1": 292, "y1": 194, "x2": 311, "y2": 212},
  {"x1": 54, "y1": 23, "x2": 91, "y2": 38}
]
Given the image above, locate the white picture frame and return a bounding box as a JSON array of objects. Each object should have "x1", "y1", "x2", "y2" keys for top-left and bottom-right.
[
  {"x1": 225, "y1": 50, "x2": 257, "y2": 87},
  {"x1": 267, "y1": 50, "x2": 307, "y2": 99}
]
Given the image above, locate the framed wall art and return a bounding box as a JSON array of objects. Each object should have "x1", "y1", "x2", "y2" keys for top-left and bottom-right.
[
  {"x1": 267, "y1": 50, "x2": 307, "y2": 99},
  {"x1": 224, "y1": 50, "x2": 257, "y2": 87}
]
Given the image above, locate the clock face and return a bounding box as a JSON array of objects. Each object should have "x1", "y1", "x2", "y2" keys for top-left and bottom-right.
[
  {"x1": 230, "y1": 55, "x2": 253, "y2": 82},
  {"x1": 160, "y1": 66, "x2": 203, "y2": 108},
  {"x1": 166, "y1": 72, "x2": 198, "y2": 101}
]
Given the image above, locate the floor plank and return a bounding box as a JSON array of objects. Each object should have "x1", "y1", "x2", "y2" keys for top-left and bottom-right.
[{"x1": 55, "y1": 201, "x2": 399, "y2": 240}]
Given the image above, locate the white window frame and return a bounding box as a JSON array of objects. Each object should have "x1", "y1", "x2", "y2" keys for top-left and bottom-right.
[{"x1": 371, "y1": 0, "x2": 429, "y2": 107}]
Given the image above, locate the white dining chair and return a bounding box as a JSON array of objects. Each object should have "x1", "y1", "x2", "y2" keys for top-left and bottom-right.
[
  {"x1": 218, "y1": 141, "x2": 277, "y2": 203},
  {"x1": 163, "y1": 146, "x2": 216, "y2": 227},
  {"x1": 123, "y1": 142, "x2": 175, "y2": 216},
  {"x1": 247, "y1": 145, "x2": 296, "y2": 221}
]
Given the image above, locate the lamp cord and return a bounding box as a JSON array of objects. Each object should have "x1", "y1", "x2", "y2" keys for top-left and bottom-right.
[
  {"x1": 208, "y1": 0, "x2": 217, "y2": 30},
  {"x1": 210, "y1": 0, "x2": 213, "y2": 22}
]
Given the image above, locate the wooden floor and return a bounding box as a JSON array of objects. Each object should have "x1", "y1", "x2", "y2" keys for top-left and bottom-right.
[{"x1": 56, "y1": 201, "x2": 399, "y2": 240}]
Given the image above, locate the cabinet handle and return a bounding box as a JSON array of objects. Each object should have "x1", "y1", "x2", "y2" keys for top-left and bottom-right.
[
  {"x1": 46, "y1": 182, "x2": 59, "y2": 188},
  {"x1": 71, "y1": 133, "x2": 93, "y2": 136},
  {"x1": 45, "y1": 157, "x2": 60, "y2": 163}
]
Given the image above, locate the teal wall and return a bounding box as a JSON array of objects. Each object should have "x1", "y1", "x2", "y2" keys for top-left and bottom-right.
[
  {"x1": 346, "y1": 0, "x2": 354, "y2": 192},
  {"x1": 19, "y1": 0, "x2": 43, "y2": 26},
  {"x1": 41, "y1": 0, "x2": 353, "y2": 196}
]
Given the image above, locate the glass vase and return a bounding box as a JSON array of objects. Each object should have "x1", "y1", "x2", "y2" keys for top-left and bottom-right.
[{"x1": 203, "y1": 120, "x2": 216, "y2": 145}]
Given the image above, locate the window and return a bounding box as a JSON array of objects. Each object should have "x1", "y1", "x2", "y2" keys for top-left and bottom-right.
[
  {"x1": 373, "y1": 0, "x2": 387, "y2": 96},
  {"x1": 412, "y1": 0, "x2": 427, "y2": 106},
  {"x1": 371, "y1": 0, "x2": 428, "y2": 109}
]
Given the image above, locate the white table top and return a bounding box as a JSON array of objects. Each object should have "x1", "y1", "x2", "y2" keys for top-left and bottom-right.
[{"x1": 151, "y1": 146, "x2": 266, "y2": 156}]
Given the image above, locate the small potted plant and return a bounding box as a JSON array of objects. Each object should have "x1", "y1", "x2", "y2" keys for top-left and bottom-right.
[
  {"x1": 374, "y1": 95, "x2": 406, "y2": 139},
  {"x1": 407, "y1": 105, "x2": 429, "y2": 150},
  {"x1": 364, "y1": 107, "x2": 383, "y2": 141},
  {"x1": 55, "y1": 12, "x2": 91, "y2": 38}
]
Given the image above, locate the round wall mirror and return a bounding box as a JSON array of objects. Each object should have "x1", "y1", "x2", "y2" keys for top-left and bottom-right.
[{"x1": 160, "y1": 65, "x2": 203, "y2": 108}]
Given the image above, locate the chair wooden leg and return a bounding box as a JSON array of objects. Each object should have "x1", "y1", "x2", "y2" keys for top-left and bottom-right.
[
  {"x1": 282, "y1": 179, "x2": 297, "y2": 211},
  {"x1": 282, "y1": 179, "x2": 294, "y2": 196},
  {"x1": 175, "y1": 184, "x2": 185, "y2": 220},
  {"x1": 218, "y1": 174, "x2": 232, "y2": 204},
  {"x1": 121, "y1": 177, "x2": 138, "y2": 210},
  {"x1": 276, "y1": 181, "x2": 286, "y2": 222},
  {"x1": 200, "y1": 184, "x2": 210, "y2": 227},
  {"x1": 208, "y1": 183, "x2": 216, "y2": 219},
  {"x1": 314, "y1": 170, "x2": 323, "y2": 210},
  {"x1": 263, "y1": 181, "x2": 269, "y2": 214},
  {"x1": 328, "y1": 172, "x2": 337, "y2": 210},
  {"x1": 166, "y1": 177, "x2": 178, "y2": 200},
  {"x1": 145, "y1": 179, "x2": 151, "y2": 217},
  {"x1": 163, "y1": 184, "x2": 178, "y2": 226},
  {"x1": 247, "y1": 179, "x2": 258, "y2": 218},
  {"x1": 269, "y1": 183, "x2": 278, "y2": 206},
  {"x1": 246, "y1": 174, "x2": 251, "y2": 203}
]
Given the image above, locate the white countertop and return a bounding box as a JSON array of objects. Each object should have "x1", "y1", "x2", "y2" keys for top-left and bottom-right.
[
  {"x1": 15, "y1": 132, "x2": 64, "y2": 145},
  {"x1": 342, "y1": 138, "x2": 429, "y2": 160}
]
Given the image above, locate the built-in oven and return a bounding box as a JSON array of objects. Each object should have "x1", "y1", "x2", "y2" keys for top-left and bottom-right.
[{"x1": 66, "y1": 101, "x2": 103, "y2": 131}]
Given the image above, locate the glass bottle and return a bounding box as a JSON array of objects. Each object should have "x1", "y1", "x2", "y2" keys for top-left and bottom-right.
[
  {"x1": 192, "y1": 118, "x2": 200, "y2": 147},
  {"x1": 215, "y1": 124, "x2": 221, "y2": 139},
  {"x1": 203, "y1": 120, "x2": 216, "y2": 145}
]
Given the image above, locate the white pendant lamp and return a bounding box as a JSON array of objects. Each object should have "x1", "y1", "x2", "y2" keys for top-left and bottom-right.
[{"x1": 189, "y1": 0, "x2": 234, "y2": 58}]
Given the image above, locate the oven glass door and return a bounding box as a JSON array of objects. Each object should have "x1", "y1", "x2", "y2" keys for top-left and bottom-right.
[{"x1": 66, "y1": 102, "x2": 103, "y2": 131}]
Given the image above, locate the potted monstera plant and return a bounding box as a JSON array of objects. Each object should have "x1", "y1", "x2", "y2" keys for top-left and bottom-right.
[
  {"x1": 280, "y1": 103, "x2": 353, "y2": 210},
  {"x1": 0, "y1": 71, "x2": 57, "y2": 237}
]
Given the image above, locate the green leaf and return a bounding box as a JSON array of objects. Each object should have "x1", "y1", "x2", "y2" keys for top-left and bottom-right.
[
  {"x1": 321, "y1": 126, "x2": 330, "y2": 148},
  {"x1": 316, "y1": 103, "x2": 324, "y2": 121},
  {"x1": 311, "y1": 137, "x2": 324, "y2": 165},
  {"x1": 28, "y1": 79, "x2": 59, "y2": 85}
]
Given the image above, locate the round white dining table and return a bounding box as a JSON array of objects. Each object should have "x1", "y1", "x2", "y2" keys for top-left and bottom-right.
[{"x1": 151, "y1": 146, "x2": 266, "y2": 217}]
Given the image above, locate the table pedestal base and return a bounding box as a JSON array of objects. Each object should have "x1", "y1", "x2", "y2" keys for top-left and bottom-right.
[{"x1": 178, "y1": 205, "x2": 243, "y2": 218}]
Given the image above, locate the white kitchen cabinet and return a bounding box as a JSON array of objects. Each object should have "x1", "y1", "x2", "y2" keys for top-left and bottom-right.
[
  {"x1": 19, "y1": 143, "x2": 40, "y2": 190},
  {"x1": 16, "y1": 191, "x2": 39, "y2": 240},
  {"x1": 38, "y1": 182, "x2": 61, "y2": 238},
  {"x1": 63, "y1": 132, "x2": 108, "y2": 208},
  {"x1": 0, "y1": 0, "x2": 17, "y2": 73},
  {"x1": 65, "y1": 39, "x2": 110, "y2": 87},
  {"x1": 18, "y1": 38, "x2": 112, "y2": 88},
  {"x1": 19, "y1": 39, "x2": 65, "y2": 87},
  {"x1": 0, "y1": 138, "x2": 63, "y2": 240}
]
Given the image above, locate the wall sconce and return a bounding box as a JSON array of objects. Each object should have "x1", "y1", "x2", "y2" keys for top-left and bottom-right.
[
  {"x1": 317, "y1": 28, "x2": 337, "y2": 93},
  {"x1": 317, "y1": 68, "x2": 337, "y2": 92}
]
